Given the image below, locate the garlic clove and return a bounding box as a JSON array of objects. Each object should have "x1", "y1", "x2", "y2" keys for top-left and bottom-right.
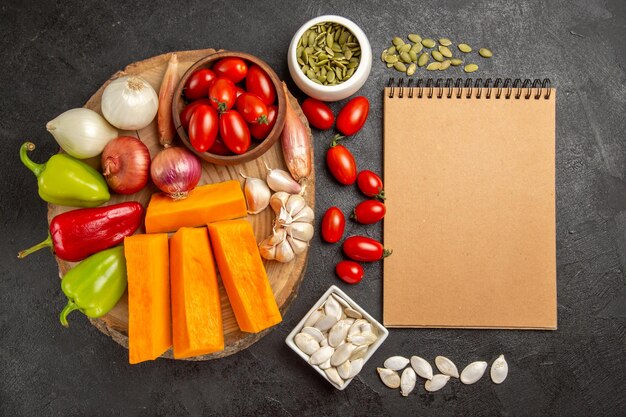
[
  {"x1": 285, "y1": 194, "x2": 306, "y2": 217},
  {"x1": 277, "y1": 207, "x2": 294, "y2": 225},
  {"x1": 287, "y1": 235, "x2": 308, "y2": 255},
  {"x1": 270, "y1": 192, "x2": 290, "y2": 214},
  {"x1": 242, "y1": 174, "x2": 271, "y2": 214},
  {"x1": 292, "y1": 205, "x2": 314, "y2": 223},
  {"x1": 265, "y1": 164, "x2": 302, "y2": 194},
  {"x1": 274, "y1": 237, "x2": 295, "y2": 263},
  {"x1": 286, "y1": 222, "x2": 315, "y2": 242}
]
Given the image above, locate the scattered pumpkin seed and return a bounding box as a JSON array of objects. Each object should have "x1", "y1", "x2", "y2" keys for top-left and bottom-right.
[
  {"x1": 418, "y1": 52, "x2": 429, "y2": 67},
  {"x1": 409, "y1": 50, "x2": 418, "y2": 62},
  {"x1": 384, "y1": 54, "x2": 398, "y2": 64},
  {"x1": 387, "y1": 46, "x2": 397, "y2": 55},
  {"x1": 400, "y1": 52, "x2": 412, "y2": 63},
  {"x1": 406, "y1": 63, "x2": 416, "y2": 76},
  {"x1": 431, "y1": 50, "x2": 444, "y2": 62},
  {"x1": 439, "y1": 59, "x2": 451, "y2": 70},
  {"x1": 450, "y1": 58, "x2": 463, "y2": 66},
  {"x1": 426, "y1": 62, "x2": 441, "y2": 71},
  {"x1": 386, "y1": 62, "x2": 394, "y2": 68},
  {"x1": 438, "y1": 45, "x2": 452, "y2": 58},
  {"x1": 408, "y1": 33, "x2": 422, "y2": 43},
  {"x1": 392, "y1": 37, "x2": 405, "y2": 46},
  {"x1": 458, "y1": 43, "x2": 472, "y2": 53},
  {"x1": 410, "y1": 43, "x2": 423, "y2": 54},
  {"x1": 399, "y1": 44, "x2": 411, "y2": 53},
  {"x1": 464, "y1": 63, "x2": 478, "y2": 73},
  {"x1": 479, "y1": 48, "x2": 493, "y2": 58},
  {"x1": 422, "y1": 38, "x2": 436, "y2": 48},
  {"x1": 394, "y1": 61, "x2": 407, "y2": 72},
  {"x1": 439, "y1": 38, "x2": 452, "y2": 46}
]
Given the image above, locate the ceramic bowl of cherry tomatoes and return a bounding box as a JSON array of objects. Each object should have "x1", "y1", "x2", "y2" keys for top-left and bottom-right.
[{"x1": 173, "y1": 51, "x2": 286, "y2": 165}]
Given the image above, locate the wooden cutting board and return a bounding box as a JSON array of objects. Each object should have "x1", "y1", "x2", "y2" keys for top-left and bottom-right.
[{"x1": 47, "y1": 48, "x2": 315, "y2": 361}]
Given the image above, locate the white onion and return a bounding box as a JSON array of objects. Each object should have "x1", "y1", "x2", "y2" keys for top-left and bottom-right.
[
  {"x1": 46, "y1": 108, "x2": 118, "y2": 159},
  {"x1": 101, "y1": 76, "x2": 158, "y2": 130}
]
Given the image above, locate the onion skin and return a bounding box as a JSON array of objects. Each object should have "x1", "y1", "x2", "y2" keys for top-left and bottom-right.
[
  {"x1": 280, "y1": 82, "x2": 312, "y2": 182},
  {"x1": 158, "y1": 53, "x2": 180, "y2": 147},
  {"x1": 102, "y1": 136, "x2": 151, "y2": 194},
  {"x1": 150, "y1": 147, "x2": 201, "y2": 200}
]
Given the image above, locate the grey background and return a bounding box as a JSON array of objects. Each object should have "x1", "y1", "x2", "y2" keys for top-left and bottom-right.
[{"x1": 1, "y1": 0, "x2": 625, "y2": 416}]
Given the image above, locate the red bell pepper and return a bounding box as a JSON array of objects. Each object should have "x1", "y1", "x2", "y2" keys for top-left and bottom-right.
[{"x1": 18, "y1": 202, "x2": 144, "y2": 262}]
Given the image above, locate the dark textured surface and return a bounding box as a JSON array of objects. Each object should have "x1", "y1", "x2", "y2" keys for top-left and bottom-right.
[{"x1": 1, "y1": 0, "x2": 625, "y2": 416}]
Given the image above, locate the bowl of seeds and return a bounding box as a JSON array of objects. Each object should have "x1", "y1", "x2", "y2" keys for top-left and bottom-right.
[{"x1": 288, "y1": 15, "x2": 372, "y2": 102}]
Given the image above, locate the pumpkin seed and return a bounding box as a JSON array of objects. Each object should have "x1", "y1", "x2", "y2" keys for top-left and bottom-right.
[
  {"x1": 308, "y1": 31, "x2": 316, "y2": 47},
  {"x1": 394, "y1": 62, "x2": 407, "y2": 72},
  {"x1": 435, "y1": 356, "x2": 459, "y2": 378},
  {"x1": 306, "y1": 69, "x2": 316, "y2": 79},
  {"x1": 410, "y1": 356, "x2": 433, "y2": 380},
  {"x1": 464, "y1": 63, "x2": 479, "y2": 73},
  {"x1": 384, "y1": 54, "x2": 398, "y2": 64},
  {"x1": 431, "y1": 50, "x2": 444, "y2": 62},
  {"x1": 309, "y1": 346, "x2": 334, "y2": 365},
  {"x1": 439, "y1": 59, "x2": 451, "y2": 70},
  {"x1": 408, "y1": 33, "x2": 422, "y2": 43},
  {"x1": 387, "y1": 46, "x2": 397, "y2": 55},
  {"x1": 330, "y1": 343, "x2": 356, "y2": 367},
  {"x1": 324, "y1": 367, "x2": 344, "y2": 387},
  {"x1": 439, "y1": 38, "x2": 452, "y2": 46},
  {"x1": 297, "y1": 58, "x2": 305, "y2": 66},
  {"x1": 490, "y1": 355, "x2": 508, "y2": 384},
  {"x1": 399, "y1": 44, "x2": 411, "y2": 53},
  {"x1": 450, "y1": 58, "x2": 463, "y2": 66},
  {"x1": 406, "y1": 63, "x2": 416, "y2": 76},
  {"x1": 439, "y1": 45, "x2": 452, "y2": 58},
  {"x1": 460, "y1": 361, "x2": 488, "y2": 385},
  {"x1": 303, "y1": 309, "x2": 322, "y2": 327},
  {"x1": 326, "y1": 70, "x2": 336, "y2": 83},
  {"x1": 409, "y1": 50, "x2": 418, "y2": 62},
  {"x1": 418, "y1": 52, "x2": 429, "y2": 67},
  {"x1": 421, "y1": 38, "x2": 436, "y2": 48},
  {"x1": 479, "y1": 47, "x2": 493, "y2": 58},
  {"x1": 400, "y1": 368, "x2": 417, "y2": 396},
  {"x1": 386, "y1": 62, "x2": 394, "y2": 68},
  {"x1": 400, "y1": 52, "x2": 412, "y2": 63},
  {"x1": 410, "y1": 42, "x2": 423, "y2": 53},
  {"x1": 458, "y1": 43, "x2": 472, "y2": 53},
  {"x1": 425, "y1": 374, "x2": 450, "y2": 392},
  {"x1": 344, "y1": 307, "x2": 362, "y2": 319},
  {"x1": 294, "y1": 333, "x2": 320, "y2": 355},
  {"x1": 301, "y1": 326, "x2": 324, "y2": 343},
  {"x1": 392, "y1": 37, "x2": 405, "y2": 46},
  {"x1": 377, "y1": 368, "x2": 401, "y2": 389},
  {"x1": 384, "y1": 356, "x2": 410, "y2": 371}
]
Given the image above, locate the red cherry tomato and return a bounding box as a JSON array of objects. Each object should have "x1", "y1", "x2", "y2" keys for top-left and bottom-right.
[
  {"x1": 301, "y1": 98, "x2": 334, "y2": 130},
  {"x1": 235, "y1": 93, "x2": 269, "y2": 125},
  {"x1": 249, "y1": 105, "x2": 277, "y2": 141},
  {"x1": 245, "y1": 65, "x2": 276, "y2": 105},
  {"x1": 357, "y1": 170, "x2": 385, "y2": 200},
  {"x1": 235, "y1": 86, "x2": 245, "y2": 98},
  {"x1": 219, "y1": 111, "x2": 251, "y2": 154},
  {"x1": 209, "y1": 77, "x2": 237, "y2": 112},
  {"x1": 212, "y1": 57, "x2": 248, "y2": 84},
  {"x1": 184, "y1": 69, "x2": 216, "y2": 100},
  {"x1": 188, "y1": 104, "x2": 218, "y2": 153},
  {"x1": 352, "y1": 200, "x2": 386, "y2": 224},
  {"x1": 336, "y1": 96, "x2": 370, "y2": 136},
  {"x1": 208, "y1": 137, "x2": 232, "y2": 156},
  {"x1": 180, "y1": 98, "x2": 211, "y2": 130},
  {"x1": 342, "y1": 236, "x2": 391, "y2": 262},
  {"x1": 326, "y1": 139, "x2": 357, "y2": 185},
  {"x1": 321, "y1": 206, "x2": 345, "y2": 243},
  {"x1": 335, "y1": 261, "x2": 364, "y2": 284}
]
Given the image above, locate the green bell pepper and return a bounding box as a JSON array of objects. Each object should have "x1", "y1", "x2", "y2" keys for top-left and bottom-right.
[
  {"x1": 20, "y1": 142, "x2": 110, "y2": 207},
  {"x1": 59, "y1": 246, "x2": 127, "y2": 327}
]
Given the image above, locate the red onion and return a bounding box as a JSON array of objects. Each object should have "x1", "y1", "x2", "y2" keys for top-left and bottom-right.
[
  {"x1": 101, "y1": 136, "x2": 151, "y2": 194},
  {"x1": 150, "y1": 147, "x2": 201, "y2": 200}
]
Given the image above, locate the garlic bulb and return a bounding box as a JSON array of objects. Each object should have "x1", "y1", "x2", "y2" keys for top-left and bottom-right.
[
  {"x1": 101, "y1": 75, "x2": 158, "y2": 130},
  {"x1": 46, "y1": 108, "x2": 118, "y2": 159},
  {"x1": 260, "y1": 192, "x2": 314, "y2": 263},
  {"x1": 241, "y1": 174, "x2": 271, "y2": 214}
]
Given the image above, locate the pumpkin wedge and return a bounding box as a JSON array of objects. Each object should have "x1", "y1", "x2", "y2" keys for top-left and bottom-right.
[
  {"x1": 145, "y1": 180, "x2": 247, "y2": 233},
  {"x1": 208, "y1": 219, "x2": 282, "y2": 333},
  {"x1": 124, "y1": 233, "x2": 172, "y2": 364},
  {"x1": 170, "y1": 227, "x2": 224, "y2": 358}
]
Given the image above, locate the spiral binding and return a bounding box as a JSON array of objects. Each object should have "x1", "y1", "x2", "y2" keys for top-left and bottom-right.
[{"x1": 387, "y1": 77, "x2": 551, "y2": 100}]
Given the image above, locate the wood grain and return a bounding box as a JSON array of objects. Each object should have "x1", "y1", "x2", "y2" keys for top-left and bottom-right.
[{"x1": 47, "y1": 48, "x2": 315, "y2": 361}]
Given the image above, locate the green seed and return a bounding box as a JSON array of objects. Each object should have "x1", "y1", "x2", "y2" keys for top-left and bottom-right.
[
  {"x1": 297, "y1": 46, "x2": 304, "y2": 58},
  {"x1": 439, "y1": 38, "x2": 452, "y2": 46},
  {"x1": 399, "y1": 44, "x2": 411, "y2": 53},
  {"x1": 327, "y1": 70, "x2": 336, "y2": 82},
  {"x1": 410, "y1": 43, "x2": 423, "y2": 54},
  {"x1": 406, "y1": 63, "x2": 417, "y2": 76},
  {"x1": 439, "y1": 45, "x2": 452, "y2": 58},
  {"x1": 308, "y1": 32, "x2": 316, "y2": 47},
  {"x1": 392, "y1": 37, "x2": 405, "y2": 46},
  {"x1": 479, "y1": 48, "x2": 493, "y2": 58},
  {"x1": 386, "y1": 62, "x2": 394, "y2": 68},
  {"x1": 317, "y1": 74, "x2": 327, "y2": 83},
  {"x1": 331, "y1": 43, "x2": 342, "y2": 53},
  {"x1": 458, "y1": 43, "x2": 472, "y2": 53},
  {"x1": 400, "y1": 52, "x2": 412, "y2": 63},
  {"x1": 408, "y1": 34, "x2": 422, "y2": 43},
  {"x1": 312, "y1": 78, "x2": 322, "y2": 85},
  {"x1": 394, "y1": 61, "x2": 407, "y2": 72},
  {"x1": 326, "y1": 33, "x2": 334, "y2": 48},
  {"x1": 345, "y1": 49, "x2": 353, "y2": 60},
  {"x1": 409, "y1": 50, "x2": 418, "y2": 62},
  {"x1": 384, "y1": 54, "x2": 399, "y2": 63},
  {"x1": 426, "y1": 62, "x2": 441, "y2": 71},
  {"x1": 346, "y1": 67, "x2": 355, "y2": 78},
  {"x1": 422, "y1": 38, "x2": 436, "y2": 48},
  {"x1": 439, "y1": 60, "x2": 451, "y2": 70},
  {"x1": 418, "y1": 52, "x2": 429, "y2": 67},
  {"x1": 450, "y1": 58, "x2": 463, "y2": 66},
  {"x1": 387, "y1": 46, "x2": 397, "y2": 55},
  {"x1": 381, "y1": 49, "x2": 388, "y2": 62},
  {"x1": 306, "y1": 69, "x2": 316, "y2": 79},
  {"x1": 301, "y1": 65, "x2": 310, "y2": 73},
  {"x1": 297, "y1": 58, "x2": 305, "y2": 66},
  {"x1": 348, "y1": 61, "x2": 359, "y2": 69},
  {"x1": 464, "y1": 63, "x2": 479, "y2": 73},
  {"x1": 431, "y1": 50, "x2": 444, "y2": 62}
]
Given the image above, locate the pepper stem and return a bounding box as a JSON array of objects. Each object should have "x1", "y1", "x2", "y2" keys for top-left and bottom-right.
[
  {"x1": 330, "y1": 134, "x2": 345, "y2": 148},
  {"x1": 383, "y1": 249, "x2": 393, "y2": 258},
  {"x1": 59, "y1": 300, "x2": 79, "y2": 328},
  {"x1": 20, "y1": 142, "x2": 45, "y2": 177},
  {"x1": 17, "y1": 234, "x2": 53, "y2": 259}
]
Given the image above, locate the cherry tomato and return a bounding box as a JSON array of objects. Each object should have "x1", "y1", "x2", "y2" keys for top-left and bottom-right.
[
  {"x1": 180, "y1": 98, "x2": 211, "y2": 130},
  {"x1": 336, "y1": 96, "x2": 369, "y2": 136},
  {"x1": 235, "y1": 93, "x2": 269, "y2": 125},
  {"x1": 321, "y1": 206, "x2": 345, "y2": 243},
  {"x1": 184, "y1": 69, "x2": 216, "y2": 100},
  {"x1": 249, "y1": 105, "x2": 277, "y2": 141},
  {"x1": 209, "y1": 77, "x2": 237, "y2": 112},
  {"x1": 219, "y1": 111, "x2": 251, "y2": 154},
  {"x1": 235, "y1": 86, "x2": 245, "y2": 98},
  {"x1": 342, "y1": 236, "x2": 391, "y2": 262},
  {"x1": 212, "y1": 57, "x2": 248, "y2": 83},
  {"x1": 188, "y1": 104, "x2": 218, "y2": 153},
  {"x1": 335, "y1": 261, "x2": 364, "y2": 285},
  {"x1": 357, "y1": 170, "x2": 385, "y2": 200},
  {"x1": 326, "y1": 138, "x2": 357, "y2": 185},
  {"x1": 208, "y1": 137, "x2": 232, "y2": 156},
  {"x1": 245, "y1": 65, "x2": 276, "y2": 105},
  {"x1": 352, "y1": 200, "x2": 386, "y2": 224},
  {"x1": 301, "y1": 98, "x2": 334, "y2": 130}
]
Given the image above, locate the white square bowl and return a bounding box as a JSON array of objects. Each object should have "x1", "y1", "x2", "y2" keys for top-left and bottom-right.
[{"x1": 285, "y1": 285, "x2": 389, "y2": 390}]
